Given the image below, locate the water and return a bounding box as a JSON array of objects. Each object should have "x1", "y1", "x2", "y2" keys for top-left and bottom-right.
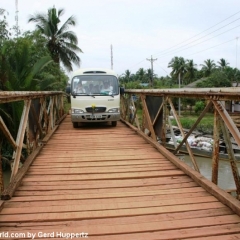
[{"x1": 182, "y1": 155, "x2": 239, "y2": 190}]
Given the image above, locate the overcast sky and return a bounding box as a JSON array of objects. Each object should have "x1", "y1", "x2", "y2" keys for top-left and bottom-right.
[{"x1": 2, "y1": 0, "x2": 240, "y2": 77}]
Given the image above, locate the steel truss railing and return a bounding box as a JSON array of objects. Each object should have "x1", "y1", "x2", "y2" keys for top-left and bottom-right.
[
  {"x1": 0, "y1": 91, "x2": 66, "y2": 195},
  {"x1": 121, "y1": 87, "x2": 240, "y2": 198}
]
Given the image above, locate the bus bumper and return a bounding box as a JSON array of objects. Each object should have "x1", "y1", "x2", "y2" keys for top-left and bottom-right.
[{"x1": 71, "y1": 113, "x2": 120, "y2": 122}]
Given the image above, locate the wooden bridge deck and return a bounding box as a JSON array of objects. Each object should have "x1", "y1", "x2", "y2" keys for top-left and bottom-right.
[{"x1": 1, "y1": 115, "x2": 240, "y2": 239}]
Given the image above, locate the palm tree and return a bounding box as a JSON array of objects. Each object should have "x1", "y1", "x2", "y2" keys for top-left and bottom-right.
[
  {"x1": 28, "y1": 6, "x2": 82, "y2": 71},
  {"x1": 168, "y1": 56, "x2": 187, "y2": 115},
  {"x1": 217, "y1": 58, "x2": 229, "y2": 71},
  {"x1": 123, "y1": 70, "x2": 133, "y2": 82},
  {"x1": 200, "y1": 59, "x2": 216, "y2": 77},
  {"x1": 0, "y1": 8, "x2": 9, "y2": 41},
  {"x1": 185, "y1": 59, "x2": 197, "y2": 84},
  {"x1": 135, "y1": 68, "x2": 148, "y2": 83},
  {"x1": 168, "y1": 56, "x2": 187, "y2": 86}
]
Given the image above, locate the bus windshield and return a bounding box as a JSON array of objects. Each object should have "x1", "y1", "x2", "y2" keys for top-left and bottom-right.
[{"x1": 71, "y1": 75, "x2": 119, "y2": 96}]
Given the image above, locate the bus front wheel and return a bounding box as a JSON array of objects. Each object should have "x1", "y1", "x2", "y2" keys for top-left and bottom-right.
[
  {"x1": 73, "y1": 122, "x2": 78, "y2": 128},
  {"x1": 111, "y1": 121, "x2": 117, "y2": 127}
]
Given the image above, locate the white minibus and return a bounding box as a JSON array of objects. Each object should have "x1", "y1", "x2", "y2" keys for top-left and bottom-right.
[{"x1": 68, "y1": 68, "x2": 124, "y2": 128}]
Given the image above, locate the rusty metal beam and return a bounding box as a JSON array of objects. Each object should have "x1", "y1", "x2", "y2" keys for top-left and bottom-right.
[
  {"x1": 0, "y1": 91, "x2": 63, "y2": 104},
  {"x1": 212, "y1": 110, "x2": 221, "y2": 185},
  {"x1": 11, "y1": 100, "x2": 31, "y2": 180},
  {"x1": 212, "y1": 100, "x2": 240, "y2": 148},
  {"x1": 153, "y1": 101, "x2": 164, "y2": 126},
  {"x1": 220, "y1": 119, "x2": 240, "y2": 196},
  {"x1": 0, "y1": 116, "x2": 17, "y2": 150},
  {"x1": 168, "y1": 98, "x2": 200, "y2": 172},
  {"x1": 141, "y1": 95, "x2": 157, "y2": 140},
  {"x1": 173, "y1": 101, "x2": 212, "y2": 154},
  {"x1": 124, "y1": 87, "x2": 240, "y2": 101}
]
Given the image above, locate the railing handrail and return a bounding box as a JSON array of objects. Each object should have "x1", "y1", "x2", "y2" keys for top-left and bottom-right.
[
  {"x1": 124, "y1": 87, "x2": 240, "y2": 100},
  {"x1": 0, "y1": 91, "x2": 66, "y2": 195},
  {"x1": 121, "y1": 88, "x2": 240, "y2": 199},
  {"x1": 0, "y1": 91, "x2": 64, "y2": 103}
]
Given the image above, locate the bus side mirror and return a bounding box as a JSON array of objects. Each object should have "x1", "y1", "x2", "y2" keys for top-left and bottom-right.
[
  {"x1": 120, "y1": 87, "x2": 124, "y2": 95},
  {"x1": 66, "y1": 86, "x2": 70, "y2": 94}
]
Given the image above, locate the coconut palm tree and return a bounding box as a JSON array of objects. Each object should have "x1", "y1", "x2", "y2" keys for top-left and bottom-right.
[
  {"x1": 184, "y1": 59, "x2": 197, "y2": 84},
  {"x1": 217, "y1": 58, "x2": 229, "y2": 71},
  {"x1": 200, "y1": 59, "x2": 216, "y2": 77},
  {"x1": 0, "y1": 8, "x2": 9, "y2": 41},
  {"x1": 28, "y1": 6, "x2": 82, "y2": 71},
  {"x1": 168, "y1": 56, "x2": 187, "y2": 115},
  {"x1": 123, "y1": 70, "x2": 133, "y2": 82},
  {"x1": 168, "y1": 56, "x2": 187, "y2": 86},
  {"x1": 135, "y1": 68, "x2": 148, "y2": 83}
]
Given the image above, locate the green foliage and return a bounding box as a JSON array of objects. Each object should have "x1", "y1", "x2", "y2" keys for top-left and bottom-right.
[
  {"x1": 200, "y1": 59, "x2": 216, "y2": 77},
  {"x1": 195, "y1": 101, "x2": 205, "y2": 114},
  {"x1": 196, "y1": 70, "x2": 231, "y2": 88},
  {"x1": 181, "y1": 98, "x2": 196, "y2": 112},
  {"x1": 0, "y1": 9, "x2": 10, "y2": 41},
  {"x1": 28, "y1": 6, "x2": 82, "y2": 72},
  {"x1": 123, "y1": 81, "x2": 144, "y2": 89},
  {"x1": 171, "y1": 113, "x2": 214, "y2": 134}
]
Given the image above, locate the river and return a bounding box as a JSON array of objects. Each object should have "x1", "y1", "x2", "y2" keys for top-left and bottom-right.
[{"x1": 182, "y1": 155, "x2": 239, "y2": 190}]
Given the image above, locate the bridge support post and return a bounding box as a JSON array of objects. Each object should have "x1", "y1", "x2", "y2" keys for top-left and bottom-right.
[{"x1": 212, "y1": 109, "x2": 221, "y2": 185}]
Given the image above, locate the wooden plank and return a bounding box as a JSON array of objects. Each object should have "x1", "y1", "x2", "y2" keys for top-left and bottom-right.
[
  {"x1": 0, "y1": 202, "x2": 226, "y2": 222},
  {"x1": 19, "y1": 175, "x2": 193, "y2": 187},
  {"x1": 26, "y1": 165, "x2": 177, "y2": 175},
  {"x1": 8, "y1": 187, "x2": 206, "y2": 202},
  {"x1": 32, "y1": 155, "x2": 165, "y2": 163},
  {"x1": 0, "y1": 207, "x2": 232, "y2": 229},
  {"x1": 1, "y1": 115, "x2": 240, "y2": 239},
  {"x1": 1, "y1": 195, "x2": 218, "y2": 215},
  {"x1": 74, "y1": 224, "x2": 240, "y2": 240},
  {"x1": 121, "y1": 119, "x2": 240, "y2": 216},
  {"x1": 14, "y1": 182, "x2": 199, "y2": 196},
  {"x1": 186, "y1": 234, "x2": 240, "y2": 240},
  {"x1": 4, "y1": 191, "x2": 211, "y2": 208},
  {"x1": 12, "y1": 224, "x2": 240, "y2": 240},
  {"x1": 21, "y1": 169, "x2": 185, "y2": 182},
  {"x1": 30, "y1": 161, "x2": 167, "y2": 168},
  {"x1": 0, "y1": 200, "x2": 4, "y2": 212}
]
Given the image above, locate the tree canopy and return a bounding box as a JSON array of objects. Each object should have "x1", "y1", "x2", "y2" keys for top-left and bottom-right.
[{"x1": 28, "y1": 6, "x2": 83, "y2": 72}]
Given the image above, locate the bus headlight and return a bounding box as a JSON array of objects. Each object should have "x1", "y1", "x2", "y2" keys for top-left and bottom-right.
[
  {"x1": 72, "y1": 108, "x2": 84, "y2": 114},
  {"x1": 108, "y1": 108, "x2": 119, "y2": 113}
]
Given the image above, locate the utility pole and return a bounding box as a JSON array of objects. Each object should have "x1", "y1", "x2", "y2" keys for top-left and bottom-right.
[
  {"x1": 15, "y1": 0, "x2": 19, "y2": 38},
  {"x1": 146, "y1": 55, "x2": 157, "y2": 88},
  {"x1": 111, "y1": 44, "x2": 113, "y2": 70},
  {"x1": 236, "y1": 37, "x2": 238, "y2": 69}
]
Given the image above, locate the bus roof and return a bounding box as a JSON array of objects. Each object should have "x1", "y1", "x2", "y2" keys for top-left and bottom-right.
[{"x1": 72, "y1": 68, "x2": 117, "y2": 77}]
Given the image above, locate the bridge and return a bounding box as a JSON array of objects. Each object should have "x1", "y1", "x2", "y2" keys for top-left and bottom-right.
[{"x1": 0, "y1": 89, "x2": 240, "y2": 239}]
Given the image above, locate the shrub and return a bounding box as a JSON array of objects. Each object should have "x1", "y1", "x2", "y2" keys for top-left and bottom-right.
[{"x1": 195, "y1": 101, "x2": 205, "y2": 114}]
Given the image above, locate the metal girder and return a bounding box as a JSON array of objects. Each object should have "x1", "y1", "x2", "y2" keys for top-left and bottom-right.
[
  {"x1": 0, "y1": 91, "x2": 63, "y2": 104},
  {"x1": 11, "y1": 100, "x2": 31, "y2": 180},
  {"x1": 173, "y1": 101, "x2": 212, "y2": 154},
  {"x1": 168, "y1": 98, "x2": 200, "y2": 172},
  {"x1": 213, "y1": 101, "x2": 240, "y2": 148},
  {"x1": 124, "y1": 87, "x2": 240, "y2": 101}
]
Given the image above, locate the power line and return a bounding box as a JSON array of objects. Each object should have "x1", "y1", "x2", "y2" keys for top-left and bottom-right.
[
  {"x1": 156, "y1": 24, "x2": 240, "y2": 59},
  {"x1": 154, "y1": 10, "x2": 240, "y2": 57},
  {"x1": 127, "y1": 10, "x2": 240, "y2": 74}
]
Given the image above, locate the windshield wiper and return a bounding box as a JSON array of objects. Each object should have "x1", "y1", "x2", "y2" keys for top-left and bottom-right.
[{"x1": 86, "y1": 94, "x2": 95, "y2": 98}]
